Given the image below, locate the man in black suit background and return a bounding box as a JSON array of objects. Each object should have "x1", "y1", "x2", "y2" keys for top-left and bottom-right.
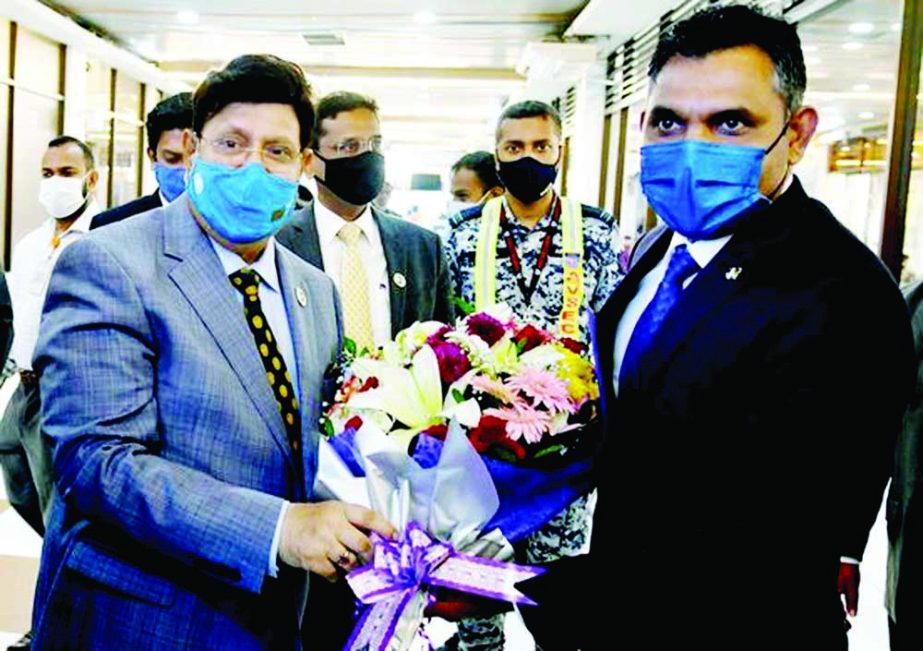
[
  {"x1": 887, "y1": 280, "x2": 923, "y2": 650},
  {"x1": 276, "y1": 91, "x2": 452, "y2": 649},
  {"x1": 518, "y1": 6, "x2": 914, "y2": 649},
  {"x1": 91, "y1": 92, "x2": 192, "y2": 229},
  {"x1": 277, "y1": 91, "x2": 453, "y2": 349}
]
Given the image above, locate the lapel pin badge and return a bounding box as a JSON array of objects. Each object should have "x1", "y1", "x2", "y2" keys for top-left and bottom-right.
[
  {"x1": 392, "y1": 272, "x2": 407, "y2": 289},
  {"x1": 295, "y1": 284, "x2": 308, "y2": 307},
  {"x1": 725, "y1": 266, "x2": 743, "y2": 281}
]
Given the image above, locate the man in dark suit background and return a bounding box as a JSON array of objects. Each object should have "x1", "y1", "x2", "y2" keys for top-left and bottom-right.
[
  {"x1": 276, "y1": 90, "x2": 452, "y2": 649},
  {"x1": 887, "y1": 280, "x2": 923, "y2": 650},
  {"x1": 277, "y1": 91, "x2": 452, "y2": 348},
  {"x1": 517, "y1": 6, "x2": 914, "y2": 649},
  {"x1": 91, "y1": 92, "x2": 192, "y2": 229}
]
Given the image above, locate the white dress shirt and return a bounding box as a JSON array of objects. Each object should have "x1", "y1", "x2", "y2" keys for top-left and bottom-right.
[
  {"x1": 8, "y1": 201, "x2": 100, "y2": 370},
  {"x1": 612, "y1": 232, "x2": 732, "y2": 394},
  {"x1": 208, "y1": 236, "x2": 298, "y2": 578},
  {"x1": 313, "y1": 200, "x2": 392, "y2": 346}
]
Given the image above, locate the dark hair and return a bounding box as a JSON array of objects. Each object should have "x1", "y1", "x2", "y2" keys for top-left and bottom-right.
[
  {"x1": 451, "y1": 151, "x2": 502, "y2": 191},
  {"x1": 313, "y1": 91, "x2": 379, "y2": 146},
  {"x1": 193, "y1": 54, "x2": 315, "y2": 149},
  {"x1": 649, "y1": 4, "x2": 806, "y2": 113},
  {"x1": 47, "y1": 135, "x2": 95, "y2": 170},
  {"x1": 146, "y1": 92, "x2": 193, "y2": 153},
  {"x1": 495, "y1": 100, "x2": 562, "y2": 141}
]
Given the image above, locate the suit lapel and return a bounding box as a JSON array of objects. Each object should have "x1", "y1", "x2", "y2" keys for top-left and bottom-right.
[
  {"x1": 634, "y1": 240, "x2": 751, "y2": 387},
  {"x1": 162, "y1": 200, "x2": 295, "y2": 471},
  {"x1": 276, "y1": 248, "x2": 319, "y2": 493},
  {"x1": 289, "y1": 204, "x2": 325, "y2": 270},
  {"x1": 596, "y1": 226, "x2": 672, "y2": 396},
  {"x1": 374, "y1": 209, "x2": 407, "y2": 337}
]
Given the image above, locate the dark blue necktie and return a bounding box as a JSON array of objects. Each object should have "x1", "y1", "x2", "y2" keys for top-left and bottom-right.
[{"x1": 620, "y1": 244, "x2": 699, "y2": 388}]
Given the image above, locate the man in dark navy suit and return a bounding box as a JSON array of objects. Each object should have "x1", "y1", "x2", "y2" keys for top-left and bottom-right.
[
  {"x1": 518, "y1": 6, "x2": 914, "y2": 649},
  {"x1": 91, "y1": 92, "x2": 192, "y2": 229}
]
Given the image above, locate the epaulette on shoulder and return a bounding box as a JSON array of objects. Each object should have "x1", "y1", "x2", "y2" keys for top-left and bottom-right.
[
  {"x1": 449, "y1": 204, "x2": 483, "y2": 229},
  {"x1": 579, "y1": 203, "x2": 614, "y2": 225}
]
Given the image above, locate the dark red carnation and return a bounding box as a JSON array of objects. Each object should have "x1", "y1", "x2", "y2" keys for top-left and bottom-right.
[
  {"x1": 514, "y1": 324, "x2": 551, "y2": 353},
  {"x1": 430, "y1": 341, "x2": 471, "y2": 385},
  {"x1": 426, "y1": 325, "x2": 454, "y2": 346},
  {"x1": 466, "y1": 313, "x2": 507, "y2": 346}
]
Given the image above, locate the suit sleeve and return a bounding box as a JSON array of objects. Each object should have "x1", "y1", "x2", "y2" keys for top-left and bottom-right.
[
  {"x1": 432, "y1": 234, "x2": 455, "y2": 324},
  {"x1": 35, "y1": 238, "x2": 284, "y2": 594},
  {"x1": 0, "y1": 270, "x2": 11, "y2": 368},
  {"x1": 807, "y1": 278, "x2": 913, "y2": 559}
]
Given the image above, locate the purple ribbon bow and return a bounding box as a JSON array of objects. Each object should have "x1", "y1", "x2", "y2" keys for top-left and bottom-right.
[{"x1": 344, "y1": 522, "x2": 545, "y2": 651}]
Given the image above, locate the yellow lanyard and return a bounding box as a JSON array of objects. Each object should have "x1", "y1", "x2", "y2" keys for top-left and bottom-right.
[{"x1": 474, "y1": 195, "x2": 585, "y2": 338}]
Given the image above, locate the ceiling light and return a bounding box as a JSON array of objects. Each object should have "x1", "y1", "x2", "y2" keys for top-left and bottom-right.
[
  {"x1": 842, "y1": 42, "x2": 863, "y2": 51},
  {"x1": 413, "y1": 11, "x2": 437, "y2": 25},
  {"x1": 859, "y1": 111, "x2": 875, "y2": 119},
  {"x1": 177, "y1": 10, "x2": 199, "y2": 25},
  {"x1": 848, "y1": 22, "x2": 874, "y2": 34},
  {"x1": 853, "y1": 83, "x2": 871, "y2": 91}
]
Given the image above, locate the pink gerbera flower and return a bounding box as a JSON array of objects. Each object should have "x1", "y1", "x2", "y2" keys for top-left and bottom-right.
[
  {"x1": 470, "y1": 375, "x2": 517, "y2": 404},
  {"x1": 484, "y1": 403, "x2": 551, "y2": 444},
  {"x1": 505, "y1": 368, "x2": 575, "y2": 414}
]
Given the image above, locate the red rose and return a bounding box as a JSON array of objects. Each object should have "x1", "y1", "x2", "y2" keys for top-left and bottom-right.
[
  {"x1": 358, "y1": 377, "x2": 380, "y2": 392},
  {"x1": 468, "y1": 415, "x2": 526, "y2": 460},
  {"x1": 514, "y1": 324, "x2": 551, "y2": 353},
  {"x1": 559, "y1": 337, "x2": 587, "y2": 354},
  {"x1": 344, "y1": 416, "x2": 363, "y2": 431},
  {"x1": 422, "y1": 423, "x2": 448, "y2": 440}
]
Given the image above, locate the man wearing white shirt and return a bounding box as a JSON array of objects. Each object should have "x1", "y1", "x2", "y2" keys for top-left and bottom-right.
[
  {"x1": 277, "y1": 91, "x2": 453, "y2": 352},
  {"x1": 0, "y1": 136, "x2": 100, "y2": 538}
]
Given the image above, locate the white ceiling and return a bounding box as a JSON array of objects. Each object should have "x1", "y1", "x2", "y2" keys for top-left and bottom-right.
[
  {"x1": 796, "y1": 0, "x2": 905, "y2": 142},
  {"x1": 41, "y1": 0, "x2": 909, "y2": 179},
  {"x1": 49, "y1": 0, "x2": 602, "y2": 155}
]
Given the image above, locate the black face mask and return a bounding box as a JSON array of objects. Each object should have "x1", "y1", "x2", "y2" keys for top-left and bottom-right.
[
  {"x1": 496, "y1": 156, "x2": 558, "y2": 204},
  {"x1": 316, "y1": 151, "x2": 385, "y2": 206}
]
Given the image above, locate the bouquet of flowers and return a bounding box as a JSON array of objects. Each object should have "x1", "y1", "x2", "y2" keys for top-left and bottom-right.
[
  {"x1": 321, "y1": 303, "x2": 599, "y2": 464},
  {"x1": 315, "y1": 304, "x2": 600, "y2": 651}
]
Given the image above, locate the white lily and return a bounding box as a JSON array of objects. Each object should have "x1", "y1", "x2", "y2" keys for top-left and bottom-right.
[
  {"x1": 348, "y1": 345, "x2": 444, "y2": 448},
  {"x1": 442, "y1": 371, "x2": 482, "y2": 428}
]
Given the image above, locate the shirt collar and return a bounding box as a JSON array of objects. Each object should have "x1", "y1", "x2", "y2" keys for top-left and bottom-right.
[
  {"x1": 50, "y1": 199, "x2": 100, "y2": 239},
  {"x1": 314, "y1": 199, "x2": 374, "y2": 247},
  {"x1": 501, "y1": 192, "x2": 558, "y2": 231},
  {"x1": 668, "y1": 231, "x2": 733, "y2": 270},
  {"x1": 209, "y1": 236, "x2": 281, "y2": 294}
]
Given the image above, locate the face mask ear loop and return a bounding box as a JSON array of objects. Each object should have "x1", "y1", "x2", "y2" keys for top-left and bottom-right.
[{"x1": 765, "y1": 114, "x2": 793, "y2": 201}]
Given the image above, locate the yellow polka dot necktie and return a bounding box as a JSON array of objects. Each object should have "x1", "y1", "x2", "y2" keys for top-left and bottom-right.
[
  {"x1": 337, "y1": 222, "x2": 375, "y2": 352},
  {"x1": 229, "y1": 268, "x2": 302, "y2": 461}
]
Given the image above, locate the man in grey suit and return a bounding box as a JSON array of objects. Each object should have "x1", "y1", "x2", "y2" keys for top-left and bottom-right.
[
  {"x1": 31, "y1": 54, "x2": 393, "y2": 650},
  {"x1": 277, "y1": 91, "x2": 453, "y2": 353}
]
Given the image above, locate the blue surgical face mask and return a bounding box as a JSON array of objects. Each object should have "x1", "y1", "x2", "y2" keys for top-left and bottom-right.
[
  {"x1": 153, "y1": 162, "x2": 187, "y2": 203},
  {"x1": 640, "y1": 127, "x2": 788, "y2": 241},
  {"x1": 188, "y1": 159, "x2": 297, "y2": 244}
]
